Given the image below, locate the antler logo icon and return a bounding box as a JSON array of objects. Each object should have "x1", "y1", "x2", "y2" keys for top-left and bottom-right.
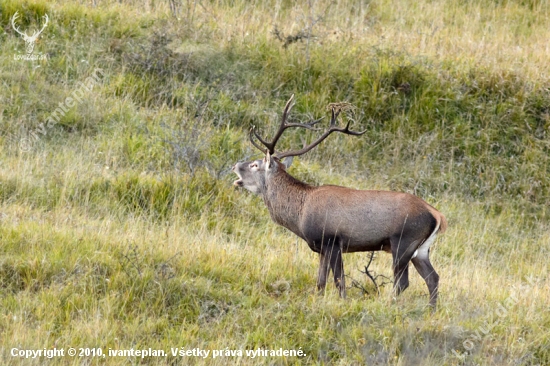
[{"x1": 11, "y1": 11, "x2": 49, "y2": 54}]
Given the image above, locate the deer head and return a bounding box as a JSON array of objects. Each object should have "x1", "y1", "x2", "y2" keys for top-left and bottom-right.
[{"x1": 12, "y1": 11, "x2": 49, "y2": 54}]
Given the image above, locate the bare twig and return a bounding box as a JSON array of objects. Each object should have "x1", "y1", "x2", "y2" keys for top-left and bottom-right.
[
  {"x1": 360, "y1": 252, "x2": 392, "y2": 295},
  {"x1": 349, "y1": 252, "x2": 392, "y2": 296},
  {"x1": 120, "y1": 244, "x2": 145, "y2": 278},
  {"x1": 272, "y1": 26, "x2": 312, "y2": 49},
  {"x1": 348, "y1": 274, "x2": 371, "y2": 296},
  {"x1": 155, "y1": 252, "x2": 181, "y2": 281},
  {"x1": 272, "y1": 0, "x2": 331, "y2": 65}
]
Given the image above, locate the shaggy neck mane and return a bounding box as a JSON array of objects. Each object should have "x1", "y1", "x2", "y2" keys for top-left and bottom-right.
[{"x1": 262, "y1": 169, "x2": 313, "y2": 237}]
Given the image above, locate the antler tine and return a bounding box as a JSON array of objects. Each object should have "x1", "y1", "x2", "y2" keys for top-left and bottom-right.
[
  {"x1": 249, "y1": 126, "x2": 267, "y2": 154},
  {"x1": 249, "y1": 95, "x2": 294, "y2": 154},
  {"x1": 252, "y1": 126, "x2": 273, "y2": 150},
  {"x1": 11, "y1": 12, "x2": 26, "y2": 37},
  {"x1": 251, "y1": 95, "x2": 326, "y2": 155},
  {"x1": 330, "y1": 108, "x2": 341, "y2": 126},
  {"x1": 274, "y1": 108, "x2": 366, "y2": 160},
  {"x1": 38, "y1": 14, "x2": 49, "y2": 34},
  {"x1": 250, "y1": 117, "x2": 324, "y2": 155},
  {"x1": 265, "y1": 94, "x2": 295, "y2": 154}
]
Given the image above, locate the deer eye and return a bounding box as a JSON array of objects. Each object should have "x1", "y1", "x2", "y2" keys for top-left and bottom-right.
[{"x1": 250, "y1": 163, "x2": 258, "y2": 169}]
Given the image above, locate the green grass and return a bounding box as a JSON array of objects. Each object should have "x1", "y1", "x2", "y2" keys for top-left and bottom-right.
[{"x1": 0, "y1": 0, "x2": 549, "y2": 364}]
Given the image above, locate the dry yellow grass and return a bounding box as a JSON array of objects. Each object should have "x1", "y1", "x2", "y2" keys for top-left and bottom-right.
[{"x1": 1, "y1": 0, "x2": 549, "y2": 364}]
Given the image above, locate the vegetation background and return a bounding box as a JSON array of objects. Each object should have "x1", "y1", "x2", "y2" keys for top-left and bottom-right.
[{"x1": 0, "y1": 0, "x2": 549, "y2": 364}]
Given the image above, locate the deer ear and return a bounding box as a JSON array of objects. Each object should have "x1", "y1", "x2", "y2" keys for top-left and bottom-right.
[{"x1": 282, "y1": 156, "x2": 293, "y2": 169}]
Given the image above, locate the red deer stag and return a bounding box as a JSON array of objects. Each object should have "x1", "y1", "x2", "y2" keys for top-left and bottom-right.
[{"x1": 232, "y1": 95, "x2": 447, "y2": 308}]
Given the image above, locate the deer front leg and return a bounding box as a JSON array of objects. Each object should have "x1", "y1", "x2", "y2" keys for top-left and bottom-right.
[
  {"x1": 393, "y1": 264, "x2": 409, "y2": 295},
  {"x1": 329, "y1": 245, "x2": 346, "y2": 298},
  {"x1": 317, "y1": 251, "x2": 330, "y2": 294}
]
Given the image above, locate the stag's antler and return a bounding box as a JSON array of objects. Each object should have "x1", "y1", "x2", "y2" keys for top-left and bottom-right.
[
  {"x1": 11, "y1": 12, "x2": 27, "y2": 38},
  {"x1": 250, "y1": 94, "x2": 323, "y2": 155},
  {"x1": 275, "y1": 106, "x2": 366, "y2": 159},
  {"x1": 250, "y1": 95, "x2": 366, "y2": 158},
  {"x1": 35, "y1": 14, "x2": 49, "y2": 38},
  {"x1": 11, "y1": 11, "x2": 48, "y2": 38}
]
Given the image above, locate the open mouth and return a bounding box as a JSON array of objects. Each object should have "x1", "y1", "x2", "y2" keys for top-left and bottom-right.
[{"x1": 232, "y1": 165, "x2": 244, "y2": 187}]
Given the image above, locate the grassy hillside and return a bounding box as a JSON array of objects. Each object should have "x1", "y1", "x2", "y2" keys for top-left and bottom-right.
[{"x1": 0, "y1": 0, "x2": 549, "y2": 365}]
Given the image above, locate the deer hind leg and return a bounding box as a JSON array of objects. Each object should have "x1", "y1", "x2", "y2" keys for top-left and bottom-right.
[
  {"x1": 411, "y1": 250, "x2": 439, "y2": 309},
  {"x1": 390, "y1": 237, "x2": 420, "y2": 296}
]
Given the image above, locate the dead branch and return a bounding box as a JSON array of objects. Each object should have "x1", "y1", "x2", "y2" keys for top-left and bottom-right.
[{"x1": 272, "y1": 26, "x2": 313, "y2": 49}]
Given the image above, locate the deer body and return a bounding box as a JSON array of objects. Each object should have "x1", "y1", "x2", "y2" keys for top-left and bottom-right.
[
  {"x1": 301, "y1": 187, "x2": 442, "y2": 253},
  {"x1": 233, "y1": 95, "x2": 446, "y2": 308}
]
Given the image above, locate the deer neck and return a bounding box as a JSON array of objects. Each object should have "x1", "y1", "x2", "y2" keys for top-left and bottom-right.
[{"x1": 262, "y1": 170, "x2": 312, "y2": 237}]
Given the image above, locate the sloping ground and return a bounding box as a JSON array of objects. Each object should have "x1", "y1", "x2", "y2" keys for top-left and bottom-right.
[{"x1": 0, "y1": 0, "x2": 549, "y2": 365}]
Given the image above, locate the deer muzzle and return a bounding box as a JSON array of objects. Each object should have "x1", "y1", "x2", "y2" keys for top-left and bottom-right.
[{"x1": 232, "y1": 163, "x2": 244, "y2": 187}]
